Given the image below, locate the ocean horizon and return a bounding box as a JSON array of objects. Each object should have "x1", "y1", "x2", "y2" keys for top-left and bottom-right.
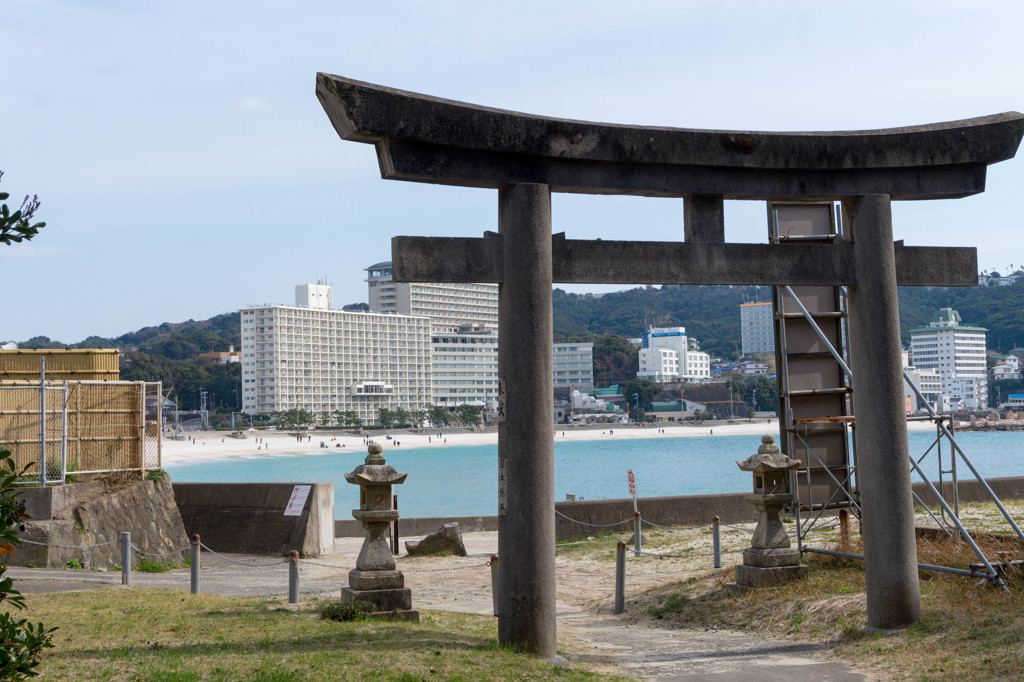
[{"x1": 165, "y1": 430, "x2": 1024, "y2": 519}]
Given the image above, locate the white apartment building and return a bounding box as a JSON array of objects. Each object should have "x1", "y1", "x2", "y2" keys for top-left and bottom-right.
[
  {"x1": 740, "y1": 301, "x2": 774, "y2": 357},
  {"x1": 365, "y1": 261, "x2": 498, "y2": 333},
  {"x1": 909, "y1": 308, "x2": 988, "y2": 410},
  {"x1": 431, "y1": 330, "x2": 499, "y2": 408},
  {"x1": 240, "y1": 285, "x2": 431, "y2": 425},
  {"x1": 553, "y1": 342, "x2": 595, "y2": 393},
  {"x1": 902, "y1": 350, "x2": 942, "y2": 413},
  {"x1": 637, "y1": 326, "x2": 710, "y2": 382}
]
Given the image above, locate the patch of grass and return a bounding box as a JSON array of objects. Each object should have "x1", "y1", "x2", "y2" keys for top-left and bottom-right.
[
  {"x1": 13, "y1": 590, "x2": 616, "y2": 680},
  {"x1": 319, "y1": 600, "x2": 372, "y2": 622},
  {"x1": 135, "y1": 558, "x2": 190, "y2": 573},
  {"x1": 146, "y1": 469, "x2": 166, "y2": 482},
  {"x1": 65, "y1": 559, "x2": 83, "y2": 570}
]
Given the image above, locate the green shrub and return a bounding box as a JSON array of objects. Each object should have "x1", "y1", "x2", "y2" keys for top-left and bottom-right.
[
  {"x1": 0, "y1": 448, "x2": 57, "y2": 678},
  {"x1": 319, "y1": 600, "x2": 374, "y2": 622},
  {"x1": 145, "y1": 470, "x2": 165, "y2": 482},
  {"x1": 65, "y1": 559, "x2": 83, "y2": 570},
  {"x1": 135, "y1": 558, "x2": 176, "y2": 573}
]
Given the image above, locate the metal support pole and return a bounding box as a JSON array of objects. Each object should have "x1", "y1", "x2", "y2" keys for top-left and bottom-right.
[
  {"x1": 712, "y1": 516, "x2": 721, "y2": 569},
  {"x1": 39, "y1": 358, "x2": 46, "y2": 485},
  {"x1": 614, "y1": 541, "x2": 626, "y2": 614},
  {"x1": 633, "y1": 512, "x2": 642, "y2": 557},
  {"x1": 392, "y1": 494, "x2": 399, "y2": 555},
  {"x1": 496, "y1": 183, "x2": 556, "y2": 657},
  {"x1": 288, "y1": 550, "x2": 300, "y2": 604},
  {"x1": 190, "y1": 534, "x2": 201, "y2": 595},
  {"x1": 121, "y1": 532, "x2": 131, "y2": 586},
  {"x1": 844, "y1": 195, "x2": 921, "y2": 629},
  {"x1": 490, "y1": 554, "x2": 499, "y2": 617}
]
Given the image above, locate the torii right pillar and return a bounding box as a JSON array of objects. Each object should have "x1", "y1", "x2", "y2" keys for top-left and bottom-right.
[{"x1": 845, "y1": 195, "x2": 921, "y2": 628}]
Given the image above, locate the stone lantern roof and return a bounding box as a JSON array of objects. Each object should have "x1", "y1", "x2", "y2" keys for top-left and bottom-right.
[
  {"x1": 344, "y1": 442, "x2": 408, "y2": 486},
  {"x1": 736, "y1": 435, "x2": 800, "y2": 475}
]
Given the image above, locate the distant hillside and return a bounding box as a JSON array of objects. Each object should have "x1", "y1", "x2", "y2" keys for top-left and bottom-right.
[{"x1": 18, "y1": 313, "x2": 241, "y2": 356}]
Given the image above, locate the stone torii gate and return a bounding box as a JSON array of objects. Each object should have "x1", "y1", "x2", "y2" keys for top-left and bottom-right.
[{"x1": 316, "y1": 73, "x2": 1024, "y2": 655}]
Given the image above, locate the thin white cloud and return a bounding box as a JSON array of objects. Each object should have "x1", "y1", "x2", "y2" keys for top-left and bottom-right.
[{"x1": 235, "y1": 96, "x2": 271, "y2": 111}]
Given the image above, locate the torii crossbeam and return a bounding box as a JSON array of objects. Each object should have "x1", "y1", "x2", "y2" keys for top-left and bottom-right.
[{"x1": 317, "y1": 73, "x2": 1024, "y2": 654}]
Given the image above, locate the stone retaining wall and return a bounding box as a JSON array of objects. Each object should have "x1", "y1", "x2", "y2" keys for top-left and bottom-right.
[{"x1": 173, "y1": 482, "x2": 334, "y2": 557}]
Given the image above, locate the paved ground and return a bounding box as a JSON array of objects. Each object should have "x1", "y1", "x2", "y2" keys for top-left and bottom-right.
[{"x1": 8, "y1": 533, "x2": 878, "y2": 680}]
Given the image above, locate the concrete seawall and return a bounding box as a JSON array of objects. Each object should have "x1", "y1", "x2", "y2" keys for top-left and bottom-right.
[{"x1": 174, "y1": 477, "x2": 1024, "y2": 551}]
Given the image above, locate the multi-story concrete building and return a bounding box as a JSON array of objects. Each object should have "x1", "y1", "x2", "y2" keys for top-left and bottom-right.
[
  {"x1": 902, "y1": 350, "x2": 942, "y2": 413},
  {"x1": 365, "y1": 261, "x2": 498, "y2": 333},
  {"x1": 431, "y1": 329, "x2": 499, "y2": 408},
  {"x1": 740, "y1": 301, "x2": 775, "y2": 357},
  {"x1": 240, "y1": 285, "x2": 431, "y2": 424},
  {"x1": 909, "y1": 308, "x2": 988, "y2": 410},
  {"x1": 637, "y1": 326, "x2": 710, "y2": 383},
  {"x1": 553, "y1": 342, "x2": 594, "y2": 393}
]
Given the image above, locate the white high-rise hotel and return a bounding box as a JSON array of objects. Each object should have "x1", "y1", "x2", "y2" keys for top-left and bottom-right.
[
  {"x1": 909, "y1": 308, "x2": 988, "y2": 410},
  {"x1": 740, "y1": 301, "x2": 775, "y2": 357},
  {"x1": 637, "y1": 326, "x2": 710, "y2": 382},
  {"x1": 240, "y1": 283, "x2": 431, "y2": 423},
  {"x1": 365, "y1": 261, "x2": 498, "y2": 333}
]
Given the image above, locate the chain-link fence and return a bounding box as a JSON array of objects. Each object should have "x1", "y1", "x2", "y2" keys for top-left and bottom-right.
[{"x1": 0, "y1": 380, "x2": 162, "y2": 482}]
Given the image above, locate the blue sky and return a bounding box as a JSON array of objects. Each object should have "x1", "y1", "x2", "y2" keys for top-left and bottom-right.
[{"x1": 3, "y1": 1, "x2": 1023, "y2": 343}]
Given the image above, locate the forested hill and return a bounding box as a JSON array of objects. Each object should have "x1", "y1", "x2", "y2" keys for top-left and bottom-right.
[{"x1": 553, "y1": 282, "x2": 1024, "y2": 359}]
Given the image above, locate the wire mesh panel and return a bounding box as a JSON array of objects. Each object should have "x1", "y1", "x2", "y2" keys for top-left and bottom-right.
[
  {"x1": 0, "y1": 385, "x2": 67, "y2": 483},
  {"x1": 144, "y1": 382, "x2": 162, "y2": 470}
]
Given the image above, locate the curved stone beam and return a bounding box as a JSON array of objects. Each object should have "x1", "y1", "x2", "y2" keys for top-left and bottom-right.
[{"x1": 316, "y1": 74, "x2": 1024, "y2": 200}]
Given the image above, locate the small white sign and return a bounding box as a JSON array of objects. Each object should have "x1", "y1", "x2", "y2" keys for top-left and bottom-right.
[
  {"x1": 284, "y1": 485, "x2": 312, "y2": 516},
  {"x1": 627, "y1": 469, "x2": 637, "y2": 498}
]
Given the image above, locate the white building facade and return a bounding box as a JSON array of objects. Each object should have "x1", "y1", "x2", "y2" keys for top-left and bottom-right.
[
  {"x1": 553, "y1": 342, "x2": 595, "y2": 393},
  {"x1": 240, "y1": 286, "x2": 432, "y2": 425},
  {"x1": 431, "y1": 330, "x2": 499, "y2": 408},
  {"x1": 365, "y1": 261, "x2": 498, "y2": 333},
  {"x1": 909, "y1": 308, "x2": 988, "y2": 410},
  {"x1": 637, "y1": 326, "x2": 710, "y2": 382},
  {"x1": 740, "y1": 301, "x2": 774, "y2": 357}
]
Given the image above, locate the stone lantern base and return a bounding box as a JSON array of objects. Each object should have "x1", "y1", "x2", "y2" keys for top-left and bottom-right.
[
  {"x1": 732, "y1": 547, "x2": 807, "y2": 588},
  {"x1": 341, "y1": 569, "x2": 419, "y2": 621}
]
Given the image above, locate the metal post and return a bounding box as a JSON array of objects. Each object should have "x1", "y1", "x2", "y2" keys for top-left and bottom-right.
[
  {"x1": 392, "y1": 494, "x2": 399, "y2": 555},
  {"x1": 39, "y1": 358, "x2": 45, "y2": 485},
  {"x1": 633, "y1": 511, "x2": 641, "y2": 557},
  {"x1": 496, "y1": 183, "x2": 556, "y2": 657},
  {"x1": 190, "y1": 534, "x2": 201, "y2": 595},
  {"x1": 288, "y1": 550, "x2": 300, "y2": 604},
  {"x1": 490, "y1": 554, "x2": 499, "y2": 617},
  {"x1": 839, "y1": 509, "x2": 850, "y2": 548},
  {"x1": 712, "y1": 516, "x2": 721, "y2": 569},
  {"x1": 614, "y1": 540, "x2": 626, "y2": 614},
  {"x1": 844, "y1": 195, "x2": 921, "y2": 629},
  {"x1": 121, "y1": 532, "x2": 131, "y2": 586}
]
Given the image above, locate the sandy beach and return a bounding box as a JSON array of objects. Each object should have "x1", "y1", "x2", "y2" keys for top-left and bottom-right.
[{"x1": 160, "y1": 418, "x2": 938, "y2": 468}]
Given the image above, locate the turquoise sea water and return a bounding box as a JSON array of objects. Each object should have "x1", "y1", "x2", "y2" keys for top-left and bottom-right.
[{"x1": 165, "y1": 431, "x2": 1024, "y2": 519}]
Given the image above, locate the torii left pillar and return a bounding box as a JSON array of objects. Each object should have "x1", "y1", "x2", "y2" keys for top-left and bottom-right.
[{"x1": 496, "y1": 183, "x2": 556, "y2": 656}]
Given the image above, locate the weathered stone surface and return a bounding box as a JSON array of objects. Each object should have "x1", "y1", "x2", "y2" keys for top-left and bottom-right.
[
  {"x1": 405, "y1": 522, "x2": 467, "y2": 556},
  {"x1": 348, "y1": 569, "x2": 404, "y2": 591},
  {"x1": 341, "y1": 586, "x2": 414, "y2": 613},
  {"x1": 12, "y1": 476, "x2": 188, "y2": 569},
  {"x1": 317, "y1": 74, "x2": 1024, "y2": 199},
  {"x1": 743, "y1": 547, "x2": 802, "y2": 568},
  {"x1": 734, "y1": 563, "x2": 809, "y2": 587}
]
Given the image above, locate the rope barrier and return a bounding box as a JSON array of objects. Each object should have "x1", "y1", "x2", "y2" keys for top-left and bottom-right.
[
  {"x1": 198, "y1": 543, "x2": 289, "y2": 568},
  {"x1": 637, "y1": 548, "x2": 743, "y2": 560},
  {"x1": 129, "y1": 543, "x2": 190, "y2": 558},
  {"x1": 401, "y1": 561, "x2": 490, "y2": 574},
  {"x1": 555, "y1": 509, "x2": 633, "y2": 528},
  {"x1": 19, "y1": 538, "x2": 120, "y2": 549},
  {"x1": 639, "y1": 518, "x2": 709, "y2": 532}
]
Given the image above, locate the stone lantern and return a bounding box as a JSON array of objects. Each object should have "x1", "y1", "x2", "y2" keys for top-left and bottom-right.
[
  {"x1": 731, "y1": 434, "x2": 807, "y2": 588},
  {"x1": 342, "y1": 442, "x2": 418, "y2": 621}
]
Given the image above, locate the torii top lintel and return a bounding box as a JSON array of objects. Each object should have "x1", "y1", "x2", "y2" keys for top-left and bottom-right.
[{"x1": 317, "y1": 73, "x2": 1024, "y2": 200}]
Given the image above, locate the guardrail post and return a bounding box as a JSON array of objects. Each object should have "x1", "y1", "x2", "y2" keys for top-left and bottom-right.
[
  {"x1": 712, "y1": 516, "x2": 721, "y2": 569},
  {"x1": 490, "y1": 554, "x2": 499, "y2": 617},
  {"x1": 121, "y1": 532, "x2": 131, "y2": 586},
  {"x1": 839, "y1": 509, "x2": 850, "y2": 548},
  {"x1": 190, "y1": 534, "x2": 201, "y2": 595},
  {"x1": 633, "y1": 511, "x2": 642, "y2": 557},
  {"x1": 288, "y1": 550, "x2": 300, "y2": 604},
  {"x1": 614, "y1": 540, "x2": 626, "y2": 614}
]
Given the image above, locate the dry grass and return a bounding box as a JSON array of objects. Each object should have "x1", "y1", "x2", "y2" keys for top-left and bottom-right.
[
  {"x1": 633, "y1": 506, "x2": 1024, "y2": 681},
  {"x1": 19, "y1": 591, "x2": 619, "y2": 681}
]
